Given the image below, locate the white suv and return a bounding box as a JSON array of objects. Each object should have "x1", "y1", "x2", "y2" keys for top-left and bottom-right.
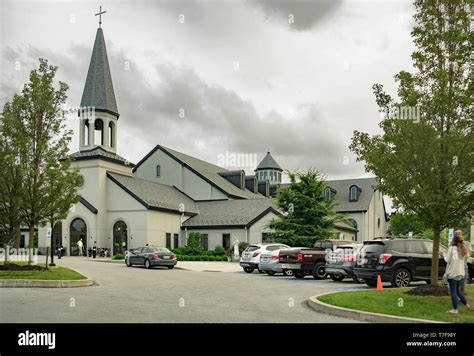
[{"x1": 240, "y1": 243, "x2": 290, "y2": 273}]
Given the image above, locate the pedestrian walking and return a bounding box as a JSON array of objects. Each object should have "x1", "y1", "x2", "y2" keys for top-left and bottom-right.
[
  {"x1": 77, "y1": 238, "x2": 84, "y2": 256},
  {"x1": 445, "y1": 230, "x2": 470, "y2": 314}
]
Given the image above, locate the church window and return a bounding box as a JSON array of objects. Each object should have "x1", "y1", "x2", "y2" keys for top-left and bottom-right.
[
  {"x1": 108, "y1": 122, "x2": 114, "y2": 147},
  {"x1": 84, "y1": 121, "x2": 89, "y2": 146},
  {"x1": 166, "y1": 233, "x2": 171, "y2": 248},
  {"x1": 324, "y1": 187, "x2": 332, "y2": 202},
  {"x1": 94, "y1": 119, "x2": 104, "y2": 145},
  {"x1": 156, "y1": 165, "x2": 161, "y2": 177},
  {"x1": 349, "y1": 185, "x2": 360, "y2": 202},
  {"x1": 240, "y1": 171, "x2": 245, "y2": 189}
]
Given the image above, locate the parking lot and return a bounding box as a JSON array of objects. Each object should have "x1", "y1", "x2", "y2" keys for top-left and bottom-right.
[{"x1": 0, "y1": 257, "x2": 368, "y2": 323}]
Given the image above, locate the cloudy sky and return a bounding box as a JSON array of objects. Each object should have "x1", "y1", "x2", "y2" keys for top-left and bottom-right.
[{"x1": 1, "y1": 0, "x2": 416, "y2": 207}]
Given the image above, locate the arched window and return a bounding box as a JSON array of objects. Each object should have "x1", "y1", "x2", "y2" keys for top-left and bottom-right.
[
  {"x1": 324, "y1": 187, "x2": 331, "y2": 201},
  {"x1": 108, "y1": 121, "x2": 114, "y2": 147},
  {"x1": 84, "y1": 121, "x2": 89, "y2": 146},
  {"x1": 347, "y1": 218, "x2": 358, "y2": 229},
  {"x1": 349, "y1": 185, "x2": 360, "y2": 202},
  {"x1": 113, "y1": 221, "x2": 128, "y2": 255},
  {"x1": 156, "y1": 164, "x2": 161, "y2": 177},
  {"x1": 253, "y1": 177, "x2": 258, "y2": 193},
  {"x1": 70, "y1": 218, "x2": 87, "y2": 256},
  {"x1": 94, "y1": 119, "x2": 104, "y2": 145}
]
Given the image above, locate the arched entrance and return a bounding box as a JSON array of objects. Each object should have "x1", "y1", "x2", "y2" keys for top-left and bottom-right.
[
  {"x1": 70, "y1": 218, "x2": 87, "y2": 256},
  {"x1": 53, "y1": 222, "x2": 62, "y2": 250},
  {"x1": 113, "y1": 221, "x2": 128, "y2": 255}
]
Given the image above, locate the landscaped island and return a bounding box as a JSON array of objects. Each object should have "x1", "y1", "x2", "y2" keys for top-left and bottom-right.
[
  {"x1": 0, "y1": 263, "x2": 87, "y2": 281},
  {"x1": 318, "y1": 285, "x2": 474, "y2": 323}
]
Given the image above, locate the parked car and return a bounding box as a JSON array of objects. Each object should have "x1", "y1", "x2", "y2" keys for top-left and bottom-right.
[
  {"x1": 125, "y1": 246, "x2": 177, "y2": 269},
  {"x1": 240, "y1": 243, "x2": 290, "y2": 273},
  {"x1": 279, "y1": 239, "x2": 352, "y2": 279},
  {"x1": 325, "y1": 243, "x2": 364, "y2": 283},
  {"x1": 259, "y1": 247, "x2": 305, "y2": 276},
  {"x1": 353, "y1": 238, "x2": 474, "y2": 288}
]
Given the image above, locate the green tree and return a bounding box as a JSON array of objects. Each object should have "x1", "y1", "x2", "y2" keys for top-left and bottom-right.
[
  {"x1": 268, "y1": 168, "x2": 345, "y2": 245},
  {"x1": 186, "y1": 232, "x2": 203, "y2": 255},
  {"x1": 387, "y1": 210, "x2": 425, "y2": 236},
  {"x1": 1, "y1": 58, "x2": 81, "y2": 264},
  {"x1": 350, "y1": 1, "x2": 473, "y2": 287}
]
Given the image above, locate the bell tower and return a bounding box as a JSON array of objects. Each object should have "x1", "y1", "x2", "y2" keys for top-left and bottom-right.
[{"x1": 79, "y1": 22, "x2": 119, "y2": 154}]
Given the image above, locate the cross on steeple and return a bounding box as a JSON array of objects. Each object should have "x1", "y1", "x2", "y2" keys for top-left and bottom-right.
[{"x1": 95, "y1": 6, "x2": 106, "y2": 28}]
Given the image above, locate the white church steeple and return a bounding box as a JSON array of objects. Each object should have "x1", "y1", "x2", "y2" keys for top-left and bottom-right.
[{"x1": 79, "y1": 21, "x2": 119, "y2": 154}]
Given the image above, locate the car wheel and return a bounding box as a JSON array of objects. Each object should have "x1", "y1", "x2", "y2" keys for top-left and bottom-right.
[
  {"x1": 293, "y1": 270, "x2": 306, "y2": 279},
  {"x1": 283, "y1": 269, "x2": 293, "y2": 276},
  {"x1": 330, "y1": 273, "x2": 345, "y2": 282},
  {"x1": 392, "y1": 268, "x2": 411, "y2": 288},
  {"x1": 144, "y1": 259, "x2": 152, "y2": 269},
  {"x1": 312, "y1": 262, "x2": 327, "y2": 280},
  {"x1": 266, "y1": 271, "x2": 276, "y2": 276},
  {"x1": 167, "y1": 266, "x2": 174, "y2": 270},
  {"x1": 353, "y1": 276, "x2": 365, "y2": 284},
  {"x1": 243, "y1": 267, "x2": 254, "y2": 273},
  {"x1": 364, "y1": 278, "x2": 377, "y2": 287},
  {"x1": 125, "y1": 259, "x2": 132, "y2": 267}
]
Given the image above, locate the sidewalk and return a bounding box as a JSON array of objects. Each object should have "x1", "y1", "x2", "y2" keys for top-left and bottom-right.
[{"x1": 174, "y1": 261, "x2": 242, "y2": 272}]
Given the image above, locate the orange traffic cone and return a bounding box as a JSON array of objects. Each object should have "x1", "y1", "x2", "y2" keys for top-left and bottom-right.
[{"x1": 376, "y1": 274, "x2": 384, "y2": 291}]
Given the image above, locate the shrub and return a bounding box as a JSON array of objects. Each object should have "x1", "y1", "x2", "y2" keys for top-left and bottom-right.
[
  {"x1": 214, "y1": 246, "x2": 225, "y2": 256},
  {"x1": 113, "y1": 253, "x2": 124, "y2": 260},
  {"x1": 239, "y1": 242, "x2": 249, "y2": 254},
  {"x1": 201, "y1": 255, "x2": 209, "y2": 261},
  {"x1": 202, "y1": 250, "x2": 214, "y2": 256},
  {"x1": 186, "y1": 232, "x2": 204, "y2": 255},
  {"x1": 222, "y1": 256, "x2": 228, "y2": 261}
]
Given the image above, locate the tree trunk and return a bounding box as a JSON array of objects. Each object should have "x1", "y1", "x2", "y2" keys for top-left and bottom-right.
[
  {"x1": 28, "y1": 224, "x2": 35, "y2": 265},
  {"x1": 14, "y1": 225, "x2": 20, "y2": 250},
  {"x1": 430, "y1": 227, "x2": 441, "y2": 286}
]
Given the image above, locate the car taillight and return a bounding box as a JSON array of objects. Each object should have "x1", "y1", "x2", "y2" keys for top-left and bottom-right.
[
  {"x1": 343, "y1": 255, "x2": 356, "y2": 262},
  {"x1": 252, "y1": 251, "x2": 261, "y2": 257},
  {"x1": 378, "y1": 253, "x2": 392, "y2": 264},
  {"x1": 152, "y1": 253, "x2": 160, "y2": 260},
  {"x1": 297, "y1": 253, "x2": 303, "y2": 263},
  {"x1": 271, "y1": 255, "x2": 279, "y2": 260}
]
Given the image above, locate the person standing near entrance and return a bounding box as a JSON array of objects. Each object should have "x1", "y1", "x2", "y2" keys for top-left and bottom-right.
[
  {"x1": 445, "y1": 231, "x2": 470, "y2": 314},
  {"x1": 77, "y1": 238, "x2": 84, "y2": 256}
]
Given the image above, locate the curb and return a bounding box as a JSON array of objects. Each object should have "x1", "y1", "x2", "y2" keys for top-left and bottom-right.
[
  {"x1": 0, "y1": 278, "x2": 94, "y2": 288},
  {"x1": 307, "y1": 291, "x2": 445, "y2": 324}
]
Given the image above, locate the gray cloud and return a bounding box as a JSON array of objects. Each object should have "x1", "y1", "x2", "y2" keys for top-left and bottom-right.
[{"x1": 249, "y1": 0, "x2": 343, "y2": 31}]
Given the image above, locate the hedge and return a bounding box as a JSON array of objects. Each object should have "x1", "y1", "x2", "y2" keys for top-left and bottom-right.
[{"x1": 177, "y1": 255, "x2": 227, "y2": 261}]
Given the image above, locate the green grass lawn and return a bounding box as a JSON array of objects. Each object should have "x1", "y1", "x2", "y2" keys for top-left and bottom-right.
[
  {"x1": 318, "y1": 285, "x2": 474, "y2": 323},
  {"x1": 0, "y1": 263, "x2": 87, "y2": 280}
]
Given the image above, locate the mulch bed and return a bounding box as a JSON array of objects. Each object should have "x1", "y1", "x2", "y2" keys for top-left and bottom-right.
[
  {"x1": 405, "y1": 284, "x2": 450, "y2": 296},
  {"x1": 0, "y1": 264, "x2": 45, "y2": 271}
]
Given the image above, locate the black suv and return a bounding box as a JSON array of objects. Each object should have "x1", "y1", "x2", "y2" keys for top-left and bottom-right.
[{"x1": 353, "y1": 238, "x2": 472, "y2": 288}]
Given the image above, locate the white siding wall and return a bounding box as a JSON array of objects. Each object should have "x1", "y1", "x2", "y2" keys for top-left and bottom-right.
[
  {"x1": 133, "y1": 148, "x2": 227, "y2": 200},
  {"x1": 248, "y1": 211, "x2": 278, "y2": 245},
  {"x1": 146, "y1": 210, "x2": 183, "y2": 248},
  {"x1": 182, "y1": 228, "x2": 247, "y2": 250}
]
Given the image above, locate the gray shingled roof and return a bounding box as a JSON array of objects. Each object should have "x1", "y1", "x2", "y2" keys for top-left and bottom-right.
[
  {"x1": 327, "y1": 178, "x2": 377, "y2": 212},
  {"x1": 275, "y1": 177, "x2": 378, "y2": 213},
  {"x1": 255, "y1": 152, "x2": 283, "y2": 171},
  {"x1": 70, "y1": 147, "x2": 134, "y2": 167},
  {"x1": 107, "y1": 172, "x2": 198, "y2": 214},
  {"x1": 182, "y1": 198, "x2": 280, "y2": 227},
  {"x1": 159, "y1": 145, "x2": 262, "y2": 199},
  {"x1": 80, "y1": 28, "x2": 119, "y2": 117}
]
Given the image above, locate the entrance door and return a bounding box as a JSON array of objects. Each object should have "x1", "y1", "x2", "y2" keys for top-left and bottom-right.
[
  {"x1": 113, "y1": 221, "x2": 128, "y2": 255},
  {"x1": 70, "y1": 218, "x2": 87, "y2": 256}
]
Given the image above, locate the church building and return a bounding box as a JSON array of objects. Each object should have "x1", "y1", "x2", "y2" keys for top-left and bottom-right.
[
  {"x1": 38, "y1": 26, "x2": 281, "y2": 256},
  {"x1": 38, "y1": 25, "x2": 389, "y2": 256}
]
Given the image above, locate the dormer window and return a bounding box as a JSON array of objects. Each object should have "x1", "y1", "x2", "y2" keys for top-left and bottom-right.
[
  {"x1": 324, "y1": 187, "x2": 336, "y2": 202},
  {"x1": 240, "y1": 171, "x2": 245, "y2": 189},
  {"x1": 349, "y1": 185, "x2": 361, "y2": 202},
  {"x1": 253, "y1": 177, "x2": 258, "y2": 193},
  {"x1": 156, "y1": 164, "x2": 161, "y2": 177}
]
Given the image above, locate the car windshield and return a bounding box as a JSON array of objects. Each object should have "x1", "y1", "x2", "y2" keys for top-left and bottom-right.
[
  {"x1": 245, "y1": 246, "x2": 260, "y2": 252},
  {"x1": 362, "y1": 243, "x2": 385, "y2": 254},
  {"x1": 151, "y1": 247, "x2": 171, "y2": 253}
]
